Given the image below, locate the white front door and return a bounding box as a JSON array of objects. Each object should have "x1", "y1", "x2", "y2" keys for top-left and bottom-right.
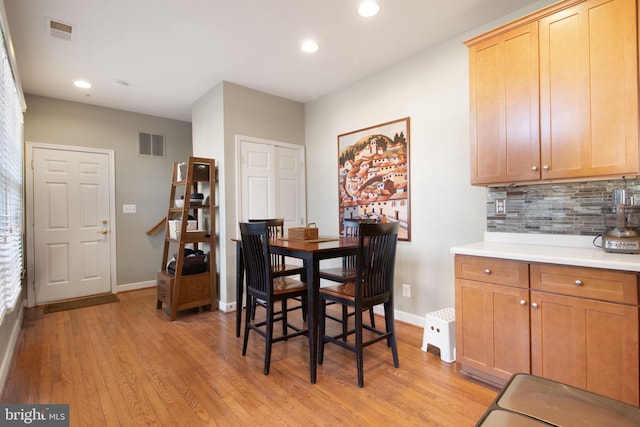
[
  {"x1": 31, "y1": 146, "x2": 113, "y2": 304},
  {"x1": 238, "y1": 136, "x2": 305, "y2": 230}
]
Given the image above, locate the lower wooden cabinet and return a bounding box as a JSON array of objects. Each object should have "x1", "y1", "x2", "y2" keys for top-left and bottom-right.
[
  {"x1": 454, "y1": 255, "x2": 640, "y2": 406},
  {"x1": 455, "y1": 278, "x2": 530, "y2": 382},
  {"x1": 530, "y1": 290, "x2": 639, "y2": 406}
]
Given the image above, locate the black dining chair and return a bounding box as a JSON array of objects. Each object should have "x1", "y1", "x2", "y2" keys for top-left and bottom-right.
[
  {"x1": 247, "y1": 218, "x2": 307, "y2": 321},
  {"x1": 318, "y1": 222, "x2": 400, "y2": 387},
  {"x1": 319, "y1": 218, "x2": 377, "y2": 338},
  {"x1": 239, "y1": 221, "x2": 308, "y2": 375}
]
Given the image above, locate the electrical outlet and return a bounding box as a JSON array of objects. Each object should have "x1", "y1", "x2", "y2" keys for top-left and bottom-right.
[
  {"x1": 122, "y1": 204, "x2": 136, "y2": 213},
  {"x1": 402, "y1": 283, "x2": 411, "y2": 298},
  {"x1": 495, "y1": 199, "x2": 506, "y2": 215}
]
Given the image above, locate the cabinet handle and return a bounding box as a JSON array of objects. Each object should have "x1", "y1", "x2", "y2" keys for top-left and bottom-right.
[
  {"x1": 531, "y1": 302, "x2": 539, "y2": 309},
  {"x1": 531, "y1": 166, "x2": 538, "y2": 171},
  {"x1": 520, "y1": 299, "x2": 527, "y2": 306},
  {"x1": 484, "y1": 269, "x2": 491, "y2": 275},
  {"x1": 574, "y1": 280, "x2": 583, "y2": 286},
  {"x1": 542, "y1": 165, "x2": 550, "y2": 171}
]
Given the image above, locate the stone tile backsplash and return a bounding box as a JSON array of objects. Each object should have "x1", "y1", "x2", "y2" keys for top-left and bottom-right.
[{"x1": 486, "y1": 178, "x2": 640, "y2": 235}]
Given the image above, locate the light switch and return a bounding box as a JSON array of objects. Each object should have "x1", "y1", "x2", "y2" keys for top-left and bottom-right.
[{"x1": 123, "y1": 204, "x2": 136, "y2": 213}]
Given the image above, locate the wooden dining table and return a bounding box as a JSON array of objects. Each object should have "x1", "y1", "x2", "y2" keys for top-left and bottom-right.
[{"x1": 234, "y1": 236, "x2": 359, "y2": 384}]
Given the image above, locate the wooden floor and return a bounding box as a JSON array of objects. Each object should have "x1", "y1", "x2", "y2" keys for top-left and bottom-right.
[{"x1": 2, "y1": 288, "x2": 498, "y2": 426}]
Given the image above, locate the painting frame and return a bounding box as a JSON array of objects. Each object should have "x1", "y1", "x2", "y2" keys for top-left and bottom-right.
[{"x1": 337, "y1": 117, "x2": 411, "y2": 241}]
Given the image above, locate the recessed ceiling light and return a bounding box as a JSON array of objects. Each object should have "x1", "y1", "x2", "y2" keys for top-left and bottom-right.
[
  {"x1": 301, "y1": 39, "x2": 319, "y2": 53},
  {"x1": 73, "y1": 80, "x2": 92, "y2": 89},
  {"x1": 358, "y1": 0, "x2": 380, "y2": 17}
]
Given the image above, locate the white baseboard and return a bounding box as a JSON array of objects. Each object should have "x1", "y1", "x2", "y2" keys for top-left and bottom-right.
[
  {"x1": 118, "y1": 281, "x2": 236, "y2": 313},
  {"x1": 225, "y1": 301, "x2": 425, "y2": 328},
  {"x1": 116, "y1": 280, "x2": 156, "y2": 293},
  {"x1": 372, "y1": 306, "x2": 425, "y2": 327},
  {"x1": 118, "y1": 279, "x2": 428, "y2": 329},
  {"x1": 0, "y1": 302, "x2": 24, "y2": 398},
  {"x1": 118, "y1": 281, "x2": 237, "y2": 313},
  {"x1": 219, "y1": 301, "x2": 236, "y2": 312}
]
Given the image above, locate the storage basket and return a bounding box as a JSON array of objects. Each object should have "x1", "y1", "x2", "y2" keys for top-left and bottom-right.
[
  {"x1": 168, "y1": 220, "x2": 196, "y2": 239},
  {"x1": 193, "y1": 163, "x2": 210, "y2": 181},
  {"x1": 288, "y1": 223, "x2": 318, "y2": 240}
]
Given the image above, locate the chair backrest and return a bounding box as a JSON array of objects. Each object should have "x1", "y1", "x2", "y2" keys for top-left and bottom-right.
[
  {"x1": 342, "y1": 217, "x2": 377, "y2": 237},
  {"x1": 239, "y1": 222, "x2": 273, "y2": 299},
  {"x1": 248, "y1": 218, "x2": 285, "y2": 238},
  {"x1": 342, "y1": 218, "x2": 379, "y2": 269},
  {"x1": 248, "y1": 218, "x2": 285, "y2": 266},
  {"x1": 355, "y1": 222, "x2": 399, "y2": 303}
]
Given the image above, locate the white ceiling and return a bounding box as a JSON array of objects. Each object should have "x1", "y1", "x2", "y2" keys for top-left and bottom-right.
[{"x1": 3, "y1": 0, "x2": 541, "y2": 122}]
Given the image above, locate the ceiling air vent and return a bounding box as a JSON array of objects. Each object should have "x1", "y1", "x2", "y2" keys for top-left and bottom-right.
[{"x1": 46, "y1": 18, "x2": 75, "y2": 41}]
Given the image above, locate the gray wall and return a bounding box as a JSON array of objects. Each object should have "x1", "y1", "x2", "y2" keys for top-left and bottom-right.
[
  {"x1": 23, "y1": 95, "x2": 193, "y2": 288},
  {"x1": 304, "y1": 0, "x2": 558, "y2": 323},
  {"x1": 192, "y1": 81, "x2": 305, "y2": 307}
]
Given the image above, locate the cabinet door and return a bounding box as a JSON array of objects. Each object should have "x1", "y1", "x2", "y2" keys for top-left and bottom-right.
[
  {"x1": 468, "y1": 22, "x2": 540, "y2": 185},
  {"x1": 455, "y1": 278, "x2": 530, "y2": 381},
  {"x1": 539, "y1": 0, "x2": 639, "y2": 179},
  {"x1": 530, "y1": 291, "x2": 639, "y2": 406}
]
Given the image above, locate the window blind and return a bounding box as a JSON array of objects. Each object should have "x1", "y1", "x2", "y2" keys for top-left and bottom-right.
[{"x1": 0, "y1": 24, "x2": 24, "y2": 324}]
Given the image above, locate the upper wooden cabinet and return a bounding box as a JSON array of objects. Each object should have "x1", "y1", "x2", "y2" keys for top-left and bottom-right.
[
  {"x1": 468, "y1": 22, "x2": 540, "y2": 185},
  {"x1": 466, "y1": 0, "x2": 639, "y2": 185},
  {"x1": 540, "y1": 0, "x2": 639, "y2": 179}
]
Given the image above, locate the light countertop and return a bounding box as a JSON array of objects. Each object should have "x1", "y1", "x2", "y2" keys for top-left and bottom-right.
[{"x1": 450, "y1": 232, "x2": 640, "y2": 272}]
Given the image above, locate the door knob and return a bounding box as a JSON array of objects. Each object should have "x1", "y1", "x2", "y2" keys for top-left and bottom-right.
[
  {"x1": 531, "y1": 302, "x2": 539, "y2": 308},
  {"x1": 98, "y1": 229, "x2": 108, "y2": 235},
  {"x1": 520, "y1": 299, "x2": 527, "y2": 306}
]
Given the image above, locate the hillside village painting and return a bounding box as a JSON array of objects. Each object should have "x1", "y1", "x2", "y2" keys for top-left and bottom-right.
[{"x1": 337, "y1": 117, "x2": 411, "y2": 241}]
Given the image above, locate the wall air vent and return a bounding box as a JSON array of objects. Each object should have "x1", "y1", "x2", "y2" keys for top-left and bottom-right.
[
  {"x1": 139, "y1": 132, "x2": 165, "y2": 158},
  {"x1": 46, "y1": 18, "x2": 75, "y2": 41}
]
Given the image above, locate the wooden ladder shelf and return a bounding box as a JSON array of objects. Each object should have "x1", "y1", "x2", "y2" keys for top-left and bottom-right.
[{"x1": 156, "y1": 156, "x2": 217, "y2": 320}]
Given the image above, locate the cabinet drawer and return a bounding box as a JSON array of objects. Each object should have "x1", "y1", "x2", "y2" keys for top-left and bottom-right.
[
  {"x1": 530, "y1": 264, "x2": 638, "y2": 304},
  {"x1": 455, "y1": 255, "x2": 529, "y2": 288}
]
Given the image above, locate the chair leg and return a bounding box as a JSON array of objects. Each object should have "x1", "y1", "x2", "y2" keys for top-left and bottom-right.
[
  {"x1": 264, "y1": 303, "x2": 274, "y2": 375},
  {"x1": 301, "y1": 295, "x2": 308, "y2": 322},
  {"x1": 368, "y1": 307, "x2": 376, "y2": 328},
  {"x1": 282, "y1": 299, "x2": 288, "y2": 338},
  {"x1": 242, "y1": 297, "x2": 252, "y2": 356},
  {"x1": 384, "y1": 301, "x2": 399, "y2": 368},
  {"x1": 341, "y1": 305, "x2": 349, "y2": 341},
  {"x1": 250, "y1": 296, "x2": 257, "y2": 320},
  {"x1": 355, "y1": 305, "x2": 365, "y2": 388},
  {"x1": 318, "y1": 299, "x2": 327, "y2": 365}
]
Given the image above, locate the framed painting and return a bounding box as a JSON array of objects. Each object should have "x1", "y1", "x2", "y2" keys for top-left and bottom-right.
[{"x1": 337, "y1": 117, "x2": 411, "y2": 241}]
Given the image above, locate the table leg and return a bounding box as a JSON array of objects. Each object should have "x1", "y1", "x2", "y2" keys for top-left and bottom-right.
[
  {"x1": 235, "y1": 241, "x2": 244, "y2": 338},
  {"x1": 305, "y1": 254, "x2": 320, "y2": 384}
]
